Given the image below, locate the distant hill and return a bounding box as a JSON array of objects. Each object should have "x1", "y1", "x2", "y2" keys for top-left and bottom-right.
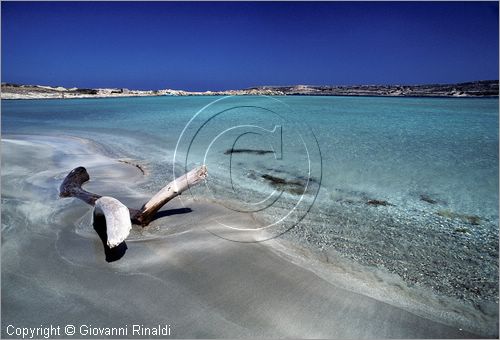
[
  {"x1": 1, "y1": 80, "x2": 498, "y2": 99},
  {"x1": 247, "y1": 80, "x2": 499, "y2": 97}
]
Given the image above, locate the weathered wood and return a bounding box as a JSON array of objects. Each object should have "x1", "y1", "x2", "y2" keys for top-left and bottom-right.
[
  {"x1": 59, "y1": 166, "x2": 102, "y2": 205},
  {"x1": 59, "y1": 164, "x2": 208, "y2": 246},
  {"x1": 95, "y1": 196, "x2": 132, "y2": 248},
  {"x1": 93, "y1": 212, "x2": 128, "y2": 261},
  {"x1": 133, "y1": 165, "x2": 208, "y2": 226}
]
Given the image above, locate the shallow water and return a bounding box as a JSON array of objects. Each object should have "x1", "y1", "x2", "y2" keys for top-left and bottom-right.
[
  {"x1": 1, "y1": 96, "x2": 499, "y2": 336},
  {"x1": 3, "y1": 96, "x2": 498, "y2": 216}
]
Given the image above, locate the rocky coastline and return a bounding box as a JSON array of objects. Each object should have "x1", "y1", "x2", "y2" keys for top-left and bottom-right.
[{"x1": 1, "y1": 80, "x2": 498, "y2": 100}]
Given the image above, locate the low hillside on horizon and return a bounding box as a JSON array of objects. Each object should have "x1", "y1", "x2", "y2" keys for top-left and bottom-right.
[{"x1": 1, "y1": 80, "x2": 498, "y2": 100}]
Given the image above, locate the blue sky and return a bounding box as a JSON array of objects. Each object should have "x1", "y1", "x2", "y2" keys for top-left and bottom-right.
[{"x1": 2, "y1": 1, "x2": 498, "y2": 91}]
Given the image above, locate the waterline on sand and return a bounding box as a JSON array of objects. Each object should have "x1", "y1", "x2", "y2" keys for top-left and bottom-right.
[{"x1": 1, "y1": 134, "x2": 496, "y2": 337}]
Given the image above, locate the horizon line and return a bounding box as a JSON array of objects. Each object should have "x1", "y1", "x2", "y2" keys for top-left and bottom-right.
[{"x1": 2, "y1": 79, "x2": 498, "y2": 92}]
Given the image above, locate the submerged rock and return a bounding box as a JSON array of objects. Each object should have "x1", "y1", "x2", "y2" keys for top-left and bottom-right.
[
  {"x1": 261, "y1": 174, "x2": 307, "y2": 195},
  {"x1": 420, "y1": 194, "x2": 438, "y2": 204},
  {"x1": 366, "y1": 199, "x2": 393, "y2": 206},
  {"x1": 262, "y1": 174, "x2": 287, "y2": 184},
  {"x1": 224, "y1": 148, "x2": 274, "y2": 155},
  {"x1": 436, "y1": 210, "x2": 481, "y2": 225}
]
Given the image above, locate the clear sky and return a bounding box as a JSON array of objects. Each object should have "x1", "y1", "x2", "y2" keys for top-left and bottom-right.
[{"x1": 1, "y1": 1, "x2": 498, "y2": 91}]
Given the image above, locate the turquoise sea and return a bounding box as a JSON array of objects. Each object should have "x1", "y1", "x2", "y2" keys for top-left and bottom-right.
[
  {"x1": 2, "y1": 95, "x2": 499, "y2": 334},
  {"x1": 3, "y1": 96, "x2": 498, "y2": 215}
]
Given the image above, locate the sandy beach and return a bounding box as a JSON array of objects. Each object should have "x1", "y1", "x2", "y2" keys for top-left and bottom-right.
[{"x1": 1, "y1": 134, "x2": 493, "y2": 338}]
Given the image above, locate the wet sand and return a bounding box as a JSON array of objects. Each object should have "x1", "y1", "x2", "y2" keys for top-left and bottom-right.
[{"x1": 0, "y1": 135, "x2": 488, "y2": 338}]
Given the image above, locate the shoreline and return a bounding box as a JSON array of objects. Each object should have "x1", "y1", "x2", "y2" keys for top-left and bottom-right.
[
  {"x1": 2, "y1": 94, "x2": 499, "y2": 101},
  {"x1": 2, "y1": 133, "x2": 496, "y2": 337},
  {"x1": 1, "y1": 80, "x2": 498, "y2": 100}
]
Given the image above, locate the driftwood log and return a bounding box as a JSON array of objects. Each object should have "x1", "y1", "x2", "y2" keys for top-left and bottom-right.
[{"x1": 60, "y1": 165, "x2": 208, "y2": 248}]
